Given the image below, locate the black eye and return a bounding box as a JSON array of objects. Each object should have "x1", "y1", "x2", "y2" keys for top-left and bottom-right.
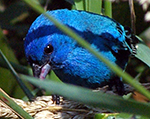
[{"x1": 44, "y1": 44, "x2": 53, "y2": 54}]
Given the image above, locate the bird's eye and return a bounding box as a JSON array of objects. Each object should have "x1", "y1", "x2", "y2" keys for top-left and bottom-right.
[{"x1": 44, "y1": 44, "x2": 53, "y2": 54}]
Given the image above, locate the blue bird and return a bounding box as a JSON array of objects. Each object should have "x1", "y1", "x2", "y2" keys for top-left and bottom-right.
[{"x1": 24, "y1": 9, "x2": 137, "y2": 97}]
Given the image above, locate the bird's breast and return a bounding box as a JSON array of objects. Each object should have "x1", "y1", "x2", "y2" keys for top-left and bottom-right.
[{"x1": 52, "y1": 47, "x2": 117, "y2": 88}]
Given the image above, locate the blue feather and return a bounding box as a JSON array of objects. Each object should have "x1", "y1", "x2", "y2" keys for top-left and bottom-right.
[{"x1": 24, "y1": 9, "x2": 137, "y2": 93}]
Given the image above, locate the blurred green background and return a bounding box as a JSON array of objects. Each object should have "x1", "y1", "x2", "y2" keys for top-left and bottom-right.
[{"x1": 0, "y1": 0, "x2": 150, "y2": 99}]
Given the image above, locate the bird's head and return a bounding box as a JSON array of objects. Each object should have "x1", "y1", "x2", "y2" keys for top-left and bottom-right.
[
  {"x1": 24, "y1": 13, "x2": 75, "y2": 79},
  {"x1": 24, "y1": 35, "x2": 53, "y2": 79}
]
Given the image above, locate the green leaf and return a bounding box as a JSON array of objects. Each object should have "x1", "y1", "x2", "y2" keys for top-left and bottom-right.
[
  {"x1": 88, "y1": 0, "x2": 102, "y2": 14},
  {"x1": 104, "y1": 0, "x2": 112, "y2": 17},
  {"x1": 74, "y1": 0, "x2": 102, "y2": 14},
  {"x1": 0, "y1": 50, "x2": 34, "y2": 101},
  {"x1": 74, "y1": 0, "x2": 85, "y2": 10},
  {"x1": 0, "y1": 58, "x2": 32, "y2": 75},
  {"x1": 135, "y1": 43, "x2": 150, "y2": 68},
  {"x1": 95, "y1": 113, "x2": 149, "y2": 119},
  {"x1": 0, "y1": 28, "x2": 23, "y2": 98},
  {"x1": 21, "y1": 74, "x2": 150, "y2": 118}
]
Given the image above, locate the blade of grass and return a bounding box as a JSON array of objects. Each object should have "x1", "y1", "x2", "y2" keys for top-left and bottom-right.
[
  {"x1": 0, "y1": 88, "x2": 33, "y2": 119},
  {"x1": 89, "y1": 0, "x2": 102, "y2": 14},
  {"x1": 0, "y1": 50, "x2": 34, "y2": 101},
  {"x1": 74, "y1": 0, "x2": 85, "y2": 10},
  {"x1": 22, "y1": 0, "x2": 150, "y2": 100},
  {"x1": 0, "y1": 58, "x2": 60, "y2": 82},
  {"x1": 0, "y1": 58, "x2": 32, "y2": 75},
  {"x1": 104, "y1": 0, "x2": 112, "y2": 18},
  {"x1": 20, "y1": 74, "x2": 150, "y2": 118},
  {"x1": 0, "y1": 27, "x2": 27, "y2": 98},
  {"x1": 85, "y1": 0, "x2": 89, "y2": 11},
  {"x1": 75, "y1": 0, "x2": 102, "y2": 14}
]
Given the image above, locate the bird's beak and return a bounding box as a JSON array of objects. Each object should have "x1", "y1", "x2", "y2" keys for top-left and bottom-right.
[{"x1": 32, "y1": 63, "x2": 51, "y2": 80}]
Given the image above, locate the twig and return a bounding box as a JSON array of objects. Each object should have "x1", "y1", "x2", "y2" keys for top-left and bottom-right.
[{"x1": 129, "y1": 0, "x2": 136, "y2": 34}]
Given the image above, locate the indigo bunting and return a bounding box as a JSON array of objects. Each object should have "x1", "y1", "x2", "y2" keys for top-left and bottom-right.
[{"x1": 24, "y1": 9, "x2": 138, "y2": 96}]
